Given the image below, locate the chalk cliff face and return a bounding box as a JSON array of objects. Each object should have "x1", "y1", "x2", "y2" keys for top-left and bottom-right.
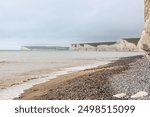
[
  {"x1": 97, "y1": 40, "x2": 138, "y2": 51},
  {"x1": 138, "y1": 0, "x2": 150, "y2": 52},
  {"x1": 70, "y1": 39, "x2": 139, "y2": 51}
]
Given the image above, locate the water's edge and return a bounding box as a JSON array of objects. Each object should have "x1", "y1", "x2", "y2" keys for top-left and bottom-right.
[{"x1": 0, "y1": 61, "x2": 110, "y2": 100}]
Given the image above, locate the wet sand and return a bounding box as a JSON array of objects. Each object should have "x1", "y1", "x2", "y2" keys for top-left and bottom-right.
[{"x1": 17, "y1": 55, "x2": 149, "y2": 100}]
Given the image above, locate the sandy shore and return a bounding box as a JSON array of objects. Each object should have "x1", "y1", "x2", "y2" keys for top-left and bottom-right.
[{"x1": 17, "y1": 55, "x2": 150, "y2": 100}]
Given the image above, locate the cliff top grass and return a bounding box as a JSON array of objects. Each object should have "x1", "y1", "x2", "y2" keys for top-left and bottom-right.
[{"x1": 123, "y1": 38, "x2": 140, "y2": 45}]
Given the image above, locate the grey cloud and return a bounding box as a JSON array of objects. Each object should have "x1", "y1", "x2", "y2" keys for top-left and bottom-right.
[{"x1": 0, "y1": 0, "x2": 144, "y2": 49}]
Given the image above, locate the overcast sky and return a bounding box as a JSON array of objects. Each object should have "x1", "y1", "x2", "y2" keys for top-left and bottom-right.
[{"x1": 0, "y1": 0, "x2": 144, "y2": 49}]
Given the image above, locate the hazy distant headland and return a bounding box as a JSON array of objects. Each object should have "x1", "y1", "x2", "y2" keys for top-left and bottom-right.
[
  {"x1": 21, "y1": 38, "x2": 140, "y2": 52},
  {"x1": 21, "y1": 46, "x2": 69, "y2": 51}
]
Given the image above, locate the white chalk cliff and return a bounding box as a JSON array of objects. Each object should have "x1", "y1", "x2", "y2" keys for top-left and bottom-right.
[
  {"x1": 70, "y1": 39, "x2": 139, "y2": 51},
  {"x1": 97, "y1": 40, "x2": 138, "y2": 51},
  {"x1": 138, "y1": 0, "x2": 150, "y2": 52}
]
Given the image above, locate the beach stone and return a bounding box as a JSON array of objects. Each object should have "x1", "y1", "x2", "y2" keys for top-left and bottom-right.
[
  {"x1": 113, "y1": 93, "x2": 126, "y2": 98},
  {"x1": 146, "y1": 55, "x2": 150, "y2": 61},
  {"x1": 131, "y1": 91, "x2": 148, "y2": 99}
]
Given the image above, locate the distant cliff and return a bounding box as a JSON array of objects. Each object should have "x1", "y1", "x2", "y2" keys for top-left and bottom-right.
[
  {"x1": 21, "y1": 46, "x2": 69, "y2": 51},
  {"x1": 97, "y1": 39, "x2": 138, "y2": 51},
  {"x1": 70, "y1": 38, "x2": 140, "y2": 51}
]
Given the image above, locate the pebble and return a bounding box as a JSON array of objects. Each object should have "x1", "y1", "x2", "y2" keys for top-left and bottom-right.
[
  {"x1": 113, "y1": 93, "x2": 126, "y2": 98},
  {"x1": 131, "y1": 91, "x2": 148, "y2": 99}
]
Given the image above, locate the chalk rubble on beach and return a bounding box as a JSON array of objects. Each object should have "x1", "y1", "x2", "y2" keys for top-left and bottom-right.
[
  {"x1": 131, "y1": 91, "x2": 148, "y2": 99},
  {"x1": 113, "y1": 93, "x2": 126, "y2": 98}
]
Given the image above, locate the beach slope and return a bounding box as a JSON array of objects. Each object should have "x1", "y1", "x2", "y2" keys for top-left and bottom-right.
[{"x1": 17, "y1": 55, "x2": 150, "y2": 100}]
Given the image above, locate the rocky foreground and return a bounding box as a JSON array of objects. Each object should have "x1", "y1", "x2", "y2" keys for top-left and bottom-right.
[{"x1": 17, "y1": 55, "x2": 150, "y2": 100}]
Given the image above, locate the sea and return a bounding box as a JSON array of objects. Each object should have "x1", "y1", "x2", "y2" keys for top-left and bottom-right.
[{"x1": 0, "y1": 50, "x2": 144, "y2": 99}]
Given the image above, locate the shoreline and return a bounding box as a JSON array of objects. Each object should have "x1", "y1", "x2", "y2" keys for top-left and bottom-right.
[
  {"x1": 17, "y1": 55, "x2": 147, "y2": 100},
  {"x1": 0, "y1": 60, "x2": 110, "y2": 100}
]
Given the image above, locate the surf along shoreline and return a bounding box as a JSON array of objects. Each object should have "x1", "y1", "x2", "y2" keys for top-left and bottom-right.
[{"x1": 16, "y1": 55, "x2": 146, "y2": 100}]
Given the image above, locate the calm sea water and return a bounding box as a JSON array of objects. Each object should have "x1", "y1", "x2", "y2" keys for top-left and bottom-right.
[{"x1": 0, "y1": 50, "x2": 144, "y2": 99}]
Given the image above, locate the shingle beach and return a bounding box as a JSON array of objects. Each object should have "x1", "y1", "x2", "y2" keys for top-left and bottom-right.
[{"x1": 17, "y1": 55, "x2": 150, "y2": 100}]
